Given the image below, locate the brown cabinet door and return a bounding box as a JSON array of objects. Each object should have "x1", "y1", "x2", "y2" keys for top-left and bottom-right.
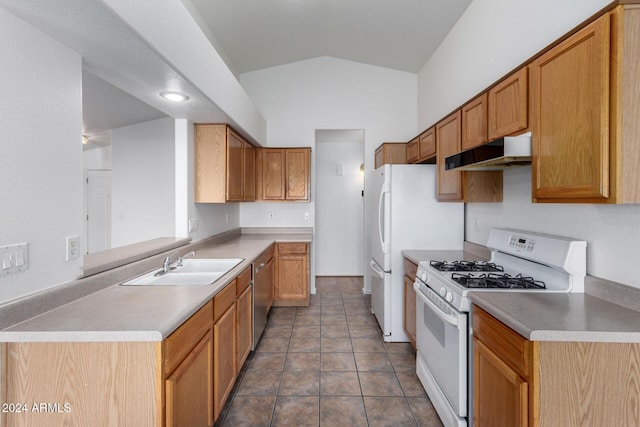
[
  {"x1": 226, "y1": 128, "x2": 244, "y2": 202},
  {"x1": 436, "y1": 111, "x2": 463, "y2": 201},
  {"x1": 375, "y1": 146, "x2": 384, "y2": 169},
  {"x1": 531, "y1": 15, "x2": 611, "y2": 201},
  {"x1": 236, "y1": 285, "x2": 252, "y2": 371},
  {"x1": 286, "y1": 148, "x2": 310, "y2": 200},
  {"x1": 488, "y1": 67, "x2": 529, "y2": 140},
  {"x1": 261, "y1": 149, "x2": 286, "y2": 200},
  {"x1": 166, "y1": 331, "x2": 214, "y2": 427},
  {"x1": 461, "y1": 93, "x2": 488, "y2": 150},
  {"x1": 406, "y1": 138, "x2": 419, "y2": 163},
  {"x1": 419, "y1": 127, "x2": 436, "y2": 160},
  {"x1": 213, "y1": 304, "x2": 237, "y2": 420},
  {"x1": 403, "y1": 275, "x2": 416, "y2": 350},
  {"x1": 276, "y1": 255, "x2": 309, "y2": 300},
  {"x1": 243, "y1": 141, "x2": 256, "y2": 201},
  {"x1": 474, "y1": 338, "x2": 528, "y2": 427}
]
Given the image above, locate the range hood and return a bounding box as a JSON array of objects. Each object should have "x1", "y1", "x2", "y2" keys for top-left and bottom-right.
[{"x1": 445, "y1": 132, "x2": 532, "y2": 171}]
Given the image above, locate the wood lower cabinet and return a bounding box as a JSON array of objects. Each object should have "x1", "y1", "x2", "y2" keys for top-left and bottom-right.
[
  {"x1": 403, "y1": 258, "x2": 418, "y2": 350},
  {"x1": 213, "y1": 287, "x2": 237, "y2": 420},
  {"x1": 194, "y1": 124, "x2": 256, "y2": 203},
  {"x1": 436, "y1": 111, "x2": 503, "y2": 203},
  {"x1": 257, "y1": 147, "x2": 311, "y2": 201},
  {"x1": 236, "y1": 283, "x2": 252, "y2": 370},
  {"x1": 375, "y1": 142, "x2": 407, "y2": 168},
  {"x1": 166, "y1": 331, "x2": 214, "y2": 427},
  {"x1": 473, "y1": 306, "x2": 532, "y2": 427},
  {"x1": 274, "y1": 242, "x2": 309, "y2": 306}
]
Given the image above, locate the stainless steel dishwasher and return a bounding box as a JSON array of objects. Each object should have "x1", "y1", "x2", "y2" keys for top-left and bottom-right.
[{"x1": 252, "y1": 245, "x2": 274, "y2": 350}]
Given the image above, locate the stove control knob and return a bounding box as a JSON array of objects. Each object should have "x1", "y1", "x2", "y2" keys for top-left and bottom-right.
[
  {"x1": 420, "y1": 271, "x2": 427, "y2": 281},
  {"x1": 440, "y1": 287, "x2": 446, "y2": 297},
  {"x1": 445, "y1": 291, "x2": 453, "y2": 302}
]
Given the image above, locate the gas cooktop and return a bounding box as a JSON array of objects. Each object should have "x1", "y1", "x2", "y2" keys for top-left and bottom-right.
[{"x1": 450, "y1": 272, "x2": 546, "y2": 289}]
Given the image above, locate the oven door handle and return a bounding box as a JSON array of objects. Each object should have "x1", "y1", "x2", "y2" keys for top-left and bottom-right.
[{"x1": 414, "y1": 283, "x2": 460, "y2": 328}]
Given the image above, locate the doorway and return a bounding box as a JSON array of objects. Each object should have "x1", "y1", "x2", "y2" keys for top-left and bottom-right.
[
  {"x1": 315, "y1": 130, "x2": 365, "y2": 280},
  {"x1": 86, "y1": 169, "x2": 112, "y2": 254}
]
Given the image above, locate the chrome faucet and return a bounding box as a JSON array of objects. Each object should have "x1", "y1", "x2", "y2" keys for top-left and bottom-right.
[
  {"x1": 162, "y1": 256, "x2": 172, "y2": 273},
  {"x1": 177, "y1": 251, "x2": 196, "y2": 266}
]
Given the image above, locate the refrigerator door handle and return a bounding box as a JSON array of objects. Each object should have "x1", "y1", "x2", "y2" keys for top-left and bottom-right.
[
  {"x1": 378, "y1": 186, "x2": 389, "y2": 254},
  {"x1": 369, "y1": 259, "x2": 385, "y2": 278}
]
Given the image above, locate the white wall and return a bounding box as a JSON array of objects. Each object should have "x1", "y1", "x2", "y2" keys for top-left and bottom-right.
[
  {"x1": 111, "y1": 118, "x2": 176, "y2": 247},
  {"x1": 315, "y1": 136, "x2": 364, "y2": 276},
  {"x1": 0, "y1": 8, "x2": 83, "y2": 304},
  {"x1": 239, "y1": 57, "x2": 417, "y2": 292},
  {"x1": 83, "y1": 145, "x2": 112, "y2": 170},
  {"x1": 417, "y1": 0, "x2": 640, "y2": 288}
]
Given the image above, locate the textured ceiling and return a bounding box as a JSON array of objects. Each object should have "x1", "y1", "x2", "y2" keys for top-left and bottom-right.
[{"x1": 185, "y1": 0, "x2": 472, "y2": 75}]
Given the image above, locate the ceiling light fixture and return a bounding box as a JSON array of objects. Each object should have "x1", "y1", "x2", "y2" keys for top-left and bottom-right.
[
  {"x1": 160, "y1": 91, "x2": 189, "y2": 102},
  {"x1": 82, "y1": 135, "x2": 89, "y2": 144}
]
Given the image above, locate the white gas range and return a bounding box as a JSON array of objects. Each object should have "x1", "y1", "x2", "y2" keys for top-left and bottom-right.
[{"x1": 413, "y1": 228, "x2": 586, "y2": 427}]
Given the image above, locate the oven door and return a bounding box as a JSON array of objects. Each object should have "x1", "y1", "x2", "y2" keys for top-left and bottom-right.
[{"x1": 414, "y1": 281, "x2": 468, "y2": 424}]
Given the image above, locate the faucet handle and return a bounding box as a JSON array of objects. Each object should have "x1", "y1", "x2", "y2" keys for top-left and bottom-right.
[{"x1": 177, "y1": 251, "x2": 196, "y2": 266}]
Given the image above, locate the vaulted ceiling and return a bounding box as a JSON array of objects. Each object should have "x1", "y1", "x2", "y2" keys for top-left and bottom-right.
[{"x1": 184, "y1": 0, "x2": 473, "y2": 75}]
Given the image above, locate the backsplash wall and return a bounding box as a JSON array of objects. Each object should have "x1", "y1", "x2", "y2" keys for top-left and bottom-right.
[{"x1": 465, "y1": 167, "x2": 640, "y2": 289}]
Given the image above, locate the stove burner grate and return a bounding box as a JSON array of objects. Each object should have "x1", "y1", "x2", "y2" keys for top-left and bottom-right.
[
  {"x1": 451, "y1": 272, "x2": 546, "y2": 290},
  {"x1": 429, "y1": 260, "x2": 504, "y2": 272}
]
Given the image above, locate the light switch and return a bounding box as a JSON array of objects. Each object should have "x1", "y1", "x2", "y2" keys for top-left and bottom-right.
[
  {"x1": 2, "y1": 252, "x2": 11, "y2": 270},
  {"x1": 15, "y1": 249, "x2": 24, "y2": 267}
]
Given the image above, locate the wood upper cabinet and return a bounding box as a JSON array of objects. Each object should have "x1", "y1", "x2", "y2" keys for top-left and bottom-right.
[
  {"x1": 461, "y1": 93, "x2": 488, "y2": 150},
  {"x1": 403, "y1": 258, "x2": 418, "y2": 350},
  {"x1": 243, "y1": 140, "x2": 256, "y2": 201},
  {"x1": 194, "y1": 124, "x2": 256, "y2": 203},
  {"x1": 531, "y1": 13, "x2": 612, "y2": 202},
  {"x1": 437, "y1": 111, "x2": 503, "y2": 202},
  {"x1": 226, "y1": 128, "x2": 244, "y2": 202},
  {"x1": 488, "y1": 67, "x2": 529, "y2": 140},
  {"x1": 406, "y1": 137, "x2": 419, "y2": 163},
  {"x1": 274, "y1": 242, "x2": 309, "y2": 306},
  {"x1": 419, "y1": 127, "x2": 437, "y2": 160},
  {"x1": 531, "y1": 6, "x2": 640, "y2": 204},
  {"x1": 257, "y1": 147, "x2": 311, "y2": 201},
  {"x1": 375, "y1": 143, "x2": 407, "y2": 168},
  {"x1": 436, "y1": 111, "x2": 464, "y2": 201},
  {"x1": 286, "y1": 148, "x2": 311, "y2": 200}
]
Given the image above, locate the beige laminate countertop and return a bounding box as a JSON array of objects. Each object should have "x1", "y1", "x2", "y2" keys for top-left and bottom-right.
[
  {"x1": 0, "y1": 233, "x2": 311, "y2": 343},
  {"x1": 470, "y1": 292, "x2": 640, "y2": 343}
]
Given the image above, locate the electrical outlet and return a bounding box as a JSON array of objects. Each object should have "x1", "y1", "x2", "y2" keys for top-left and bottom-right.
[
  {"x1": 66, "y1": 236, "x2": 80, "y2": 261},
  {"x1": 225, "y1": 213, "x2": 229, "y2": 223},
  {"x1": 268, "y1": 211, "x2": 273, "y2": 220},
  {"x1": 304, "y1": 212, "x2": 310, "y2": 220},
  {"x1": 188, "y1": 218, "x2": 198, "y2": 232}
]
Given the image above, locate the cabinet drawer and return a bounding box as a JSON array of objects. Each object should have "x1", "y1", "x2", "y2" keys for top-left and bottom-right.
[
  {"x1": 277, "y1": 242, "x2": 308, "y2": 255},
  {"x1": 164, "y1": 300, "x2": 213, "y2": 375},
  {"x1": 473, "y1": 306, "x2": 531, "y2": 378},
  {"x1": 403, "y1": 258, "x2": 418, "y2": 281},
  {"x1": 214, "y1": 280, "x2": 237, "y2": 323},
  {"x1": 236, "y1": 266, "x2": 252, "y2": 296}
]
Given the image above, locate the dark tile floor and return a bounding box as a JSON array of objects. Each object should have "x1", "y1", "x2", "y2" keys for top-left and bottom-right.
[{"x1": 215, "y1": 284, "x2": 443, "y2": 426}]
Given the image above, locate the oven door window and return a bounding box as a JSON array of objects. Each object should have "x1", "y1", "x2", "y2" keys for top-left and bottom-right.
[{"x1": 416, "y1": 287, "x2": 468, "y2": 417}]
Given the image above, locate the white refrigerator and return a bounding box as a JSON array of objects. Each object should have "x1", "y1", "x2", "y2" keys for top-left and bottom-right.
[{"x1": 369, "y1": 164, "x2": 464, "y2": 342}]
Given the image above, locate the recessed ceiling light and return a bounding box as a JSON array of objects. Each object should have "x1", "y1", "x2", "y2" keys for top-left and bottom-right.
[{"x1": 160, "y1": 91, "x2": 189, "y2": 102}]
